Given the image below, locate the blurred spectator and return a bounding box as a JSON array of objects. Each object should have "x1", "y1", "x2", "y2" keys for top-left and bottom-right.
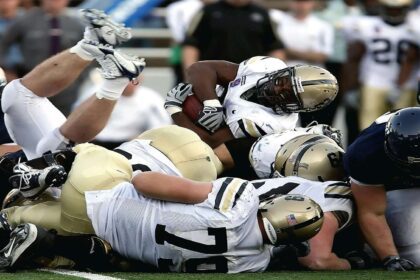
[
  {"x1": 76, "y1": 71, "x2": 172, "y2": 150},
  {"x1": 270, "y1": 0, "x2": 334, "y2": 126},
  {"x1": 315, "y1": 0, "x2": 362, "y2": 142},
  {"x1": 0, "y1": 0, "x2": 24, "y2": 80},
  {"x1": 341, "y1": 0, "x2": 418, "y2": 131},
  {"x1": 166, "y1": 0, "x2": 215, "y2": 84},
  {"x1": 182, "y1": 0, "x2": 285, "y2": 71},
  {"x1": 0, "y1": 0, "x2": 85, "y2": 116}
]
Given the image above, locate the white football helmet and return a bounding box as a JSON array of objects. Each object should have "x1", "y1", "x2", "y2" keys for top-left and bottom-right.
[
  {"x1": 255, "y1": 65, "x2": 338, "y2": 113},
  {"x1": 0, "y1": 67, "x2": 6, "y2": 93},
  {"x1": 259, "y1": 194, "x2": 324, "y2": 245}
]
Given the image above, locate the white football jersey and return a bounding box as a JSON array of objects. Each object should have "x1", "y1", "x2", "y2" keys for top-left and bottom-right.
[
  {"x1": 223, "y1": 56, "x2": 299, "y2": 139},
  {"x1": 115, "y1": 139, "x2": 182, "y2": 177},
  {"x1": 343, "y1": 16, "x2": 418, "y2": 89},
  {"x1": 251, "y1": 176, "x2": 353, "y2": 231},
  {"x1": 86, "y1": 177, "x2": 273, "y2": 273}
]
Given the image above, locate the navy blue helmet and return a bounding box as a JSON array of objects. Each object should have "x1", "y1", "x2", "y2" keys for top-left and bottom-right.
[{"x1": 384, "y1": 107, "x2": 420, "y2": 176}]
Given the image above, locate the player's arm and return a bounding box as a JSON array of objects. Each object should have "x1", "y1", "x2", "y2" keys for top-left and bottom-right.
[
  {"x1": 351, "y1": 182, "x2": 398, "y2": 261},
  {"x1": 341, "y1": 41, "x2": 365, "y2": 92},
  {"x1": 284, "y1": 49, "x2": 328, "y2": 64},
  {"x1": 132, "y1": 171, "x2": 212, "y2": 204},
  {"x1": 397, "y1": 44, "x2": 419, "y2": 87},
  {"x1": 171, "y1": 113, "x2": 234, "y2": 148},
  {"x1": 298, "y1": 212, "x2": 351, "y2": 270},
  {"x1": 185, "y1": 60, "x2": 239, "y2": 101}
]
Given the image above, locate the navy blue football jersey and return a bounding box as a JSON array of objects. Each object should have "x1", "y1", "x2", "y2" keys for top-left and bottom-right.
[
  {"x1": 344, "y1": 112, "x2": 420, "y2": 191},
  {"x1": 0, "y1": 112, "x2": 12, "y2": 144}
]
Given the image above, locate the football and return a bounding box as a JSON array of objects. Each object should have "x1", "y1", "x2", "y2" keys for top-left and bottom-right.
[{"x1": 182, "y1": 94, "x2": 202, "y2": 121}]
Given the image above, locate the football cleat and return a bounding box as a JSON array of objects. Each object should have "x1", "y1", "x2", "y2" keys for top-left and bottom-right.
[
  {"x1": 9, "y1": 163, "x2": 67, "y2": 199},
  {"x1": 80, "y1": 9, "x2": 132, "y2": 46},
  {"x1": 2, "y1": 189, "x2": 25, "y2": 210},
  {"x1": 0, "y1": 212, "x2": 11, "y2": 249},
  {"x1": 96, "y1": 48, "x2": 146, "y2": 81},
  {"x1": 0, "y1": 223, "x2": 54, "y2": 269}
]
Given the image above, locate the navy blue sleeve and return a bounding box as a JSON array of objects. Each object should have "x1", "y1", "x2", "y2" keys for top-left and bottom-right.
[
  {"x1": 0, "y1": 113, "x2": 12, "y2": 144},
  {"x1": 344, "y1": 122, "x2": 391, "y2": 185}
]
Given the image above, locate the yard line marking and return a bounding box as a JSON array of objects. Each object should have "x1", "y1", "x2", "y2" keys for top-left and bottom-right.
[{"x1": 39, "y1": 268, "x2": 123, "y2": 280}]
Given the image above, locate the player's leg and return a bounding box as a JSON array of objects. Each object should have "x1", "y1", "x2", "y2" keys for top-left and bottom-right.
[
  {"x1": 136, "y1": 125, "x2": 223, "y2": 181},
  {"x1": 60, "y1": 143, "x2": 132, "y2": 235},
  {"x1": 358, "y1": 86, "x2": 388, "y2": 130},
  {"x1": 1, "y1": 10, "x2": 136, "y2": 159},
  {"x1": 386, "y1": 188, "x2": 420, "y2": 267}
]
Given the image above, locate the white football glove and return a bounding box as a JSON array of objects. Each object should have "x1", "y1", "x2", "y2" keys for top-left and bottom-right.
[
  {"x1": 164, "y1": 83, "x2": 193, "y2": 115},
  {"x1": 197, "y1": 99, "x2": 224, "y2": 133}
]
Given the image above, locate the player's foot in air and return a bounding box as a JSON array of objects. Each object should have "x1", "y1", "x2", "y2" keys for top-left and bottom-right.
[{"x1": 81, "y1": 8, "x2": 132, "y2": 46}]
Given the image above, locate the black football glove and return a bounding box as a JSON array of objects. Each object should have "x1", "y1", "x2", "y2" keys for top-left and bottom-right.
[
  {"x1": 383, "y1": 255, "x2": 417, "y2": 271},
  {"x1": 344, "y1": 250, "x2": 373, "y2": 269}
]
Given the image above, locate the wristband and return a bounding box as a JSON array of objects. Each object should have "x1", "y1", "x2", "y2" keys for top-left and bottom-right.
[
  {"x1": 203, "y1": 99, "x2": 222, "y2": 107},
  {"x1": 166, "y1": 106, "x2": 182, "y2": 116}
]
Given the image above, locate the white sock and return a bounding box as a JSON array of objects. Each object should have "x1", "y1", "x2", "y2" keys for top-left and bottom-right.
[
  {"x1": 96, "y1": 77, "x2": 129, "y2": 100},
  {"x1": 69, "y1": 40, "x2": 94, "y2": 61},
  {"x1": 36, "y1": 128, "x2": 70, "y2": 155}
]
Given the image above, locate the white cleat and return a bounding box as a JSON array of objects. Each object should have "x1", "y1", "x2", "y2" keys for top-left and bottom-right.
[{"x1": 80, "y1": 9, "x2": 132, "y2": 46}]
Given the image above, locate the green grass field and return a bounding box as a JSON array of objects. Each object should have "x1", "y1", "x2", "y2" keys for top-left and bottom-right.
[{"x1": 0, "y1": 270, "x2": 419, "y2": 280}]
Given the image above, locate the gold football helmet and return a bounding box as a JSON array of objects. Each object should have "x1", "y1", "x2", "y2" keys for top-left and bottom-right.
[
  {"x1": 274, "y1": 134, "x2": 345, "y2": 182},
  {"x1": 259, "y1": 194, "x2": 324, "y2": 245},
  {"x1": 255, "y1": 65, "x2": 338, "y2": 113}
]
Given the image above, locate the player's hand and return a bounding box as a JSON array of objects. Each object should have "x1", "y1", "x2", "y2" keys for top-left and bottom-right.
[
  {"x1": 321, "y1": 125, "x2": 343, "y2": 147},
  {"x1": 383, "y1": 255, "x2": 416, "y2": 271},
  {"x1": 164, "y1": 83, "x2": 193, "y2": 115},
  {"x1": 197, "y1": 99, "x2": 224, "y2": 133},
  {"x1": 344, "y1": 250, "x2": 373, "y2": 269}
]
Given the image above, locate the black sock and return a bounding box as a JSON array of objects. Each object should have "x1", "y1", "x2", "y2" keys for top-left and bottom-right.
[{"x1": 53, "y1": 234, "x2": 111, "y2": 271}]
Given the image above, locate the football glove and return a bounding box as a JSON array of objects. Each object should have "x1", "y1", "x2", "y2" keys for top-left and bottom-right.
[
  {"x1": 301, "y1": 122, "x2": 343, "y2": 147},
  {"x1": 164, "y1": 83, "x2": 193, "y2": 115},
  {"x1": 382, "y1": 255, "x2": 416, "y2": 271},
  {"x1": 197, "y1": 99, "x2": 224, "y2": 133},
  {"x1": 344, "y1": 250, "x2": 373, "y2": 269}
]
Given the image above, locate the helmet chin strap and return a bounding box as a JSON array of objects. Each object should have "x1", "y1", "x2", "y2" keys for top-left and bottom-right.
[{"x1": 262, "y1": 217, "x2": 278, "y2": 245}]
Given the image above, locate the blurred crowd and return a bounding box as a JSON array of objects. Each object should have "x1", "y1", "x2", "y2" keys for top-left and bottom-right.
[{"x1": 0, "y1": 0, "x2": 419, "y2": 148}]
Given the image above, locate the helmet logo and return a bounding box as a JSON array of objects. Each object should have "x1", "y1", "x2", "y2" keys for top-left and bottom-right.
[{"x1": 286, "y1": 214, "x2": 298, "y2": 226}]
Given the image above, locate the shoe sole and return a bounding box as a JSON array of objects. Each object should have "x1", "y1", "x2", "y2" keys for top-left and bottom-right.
[
  {"x1": 81, "y1": 9, "x2": 132, "y2": 42},
  {"x1": 10, "y1": 224, "x2": 37, "y2": 267}
]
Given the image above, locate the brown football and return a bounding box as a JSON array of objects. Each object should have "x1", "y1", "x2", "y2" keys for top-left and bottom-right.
[{"x1": 182, "y1": 94, "x2": 203, "y2": 121}]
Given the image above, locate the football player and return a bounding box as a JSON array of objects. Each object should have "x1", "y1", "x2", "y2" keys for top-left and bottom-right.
[
  {"x1": 253, "y1": 176, "x2": 355, "y2": 270},
  {"x1": 0, "y1": 172, "x2": 324, "y2": 273},
  {"x1": 0, "y1": 9, "x2": 144, "y2": 161},
  {"x1": 341, "y1": 0, "x2": 419, "y2": 130},
  {"x1": 344, "y1": 107, "x2": 420, "y2": 270},
  {"x1": 164, "y1": 56, "x2": 338, "y2": 148}
]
